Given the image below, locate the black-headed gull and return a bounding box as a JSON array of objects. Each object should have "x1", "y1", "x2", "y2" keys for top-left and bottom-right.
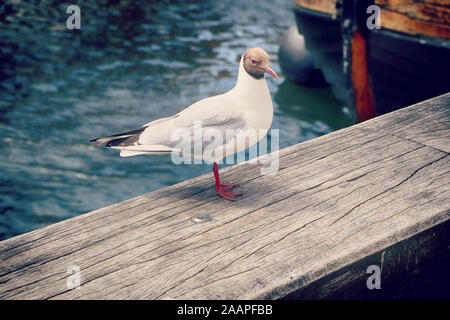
[{"x1": 90, "y1": 47, "x2": 278, "y2": 201}]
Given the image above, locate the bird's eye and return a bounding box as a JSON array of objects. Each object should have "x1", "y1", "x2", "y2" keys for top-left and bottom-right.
[{"x1": 251, "y1": 58, "x2": 256, "y2": 64}]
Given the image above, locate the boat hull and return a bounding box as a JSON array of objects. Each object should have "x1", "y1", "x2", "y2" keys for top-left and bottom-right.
[{"x1": 293, "y1": 0, "x2": 450, "y2": 121}]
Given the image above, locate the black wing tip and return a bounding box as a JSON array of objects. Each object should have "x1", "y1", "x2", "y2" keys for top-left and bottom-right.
[
  {"x1": 89, "y1": 126, "x2": 147, "y2": 147},
  {"x1": 89, "y1": 135, "x2": 139, "y2": 147},
  {"x1": 89, "y1": 137, "x2": 106, "y2": 146},
  {"x1": 89, "y1": 138, "x2": 109, "y2": 147}
]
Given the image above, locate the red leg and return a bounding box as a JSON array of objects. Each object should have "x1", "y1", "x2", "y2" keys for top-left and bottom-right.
[{"x1": 213, "y1": 162, "x2": 241, "y2": 201}]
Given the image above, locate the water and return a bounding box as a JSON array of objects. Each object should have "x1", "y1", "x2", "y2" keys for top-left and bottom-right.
[{"x1": 0, "y1": 0, "x2": 353, "y2": 240}]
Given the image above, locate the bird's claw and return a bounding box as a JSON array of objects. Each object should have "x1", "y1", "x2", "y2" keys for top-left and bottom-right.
[
  {"x1": 216, "y1": 184, "x2": 242, "y2": 201},
  {"x1": 220, "y1": 183, "x2": 239, "y2": 192},
  {"x1": 221, "y1": 183, "x2": 239, "y2": 188}
]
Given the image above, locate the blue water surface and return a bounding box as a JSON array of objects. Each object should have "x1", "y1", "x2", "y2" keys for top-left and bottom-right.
[{"x1": 0, "y1": 0, "x2": 352, "y2": 240}]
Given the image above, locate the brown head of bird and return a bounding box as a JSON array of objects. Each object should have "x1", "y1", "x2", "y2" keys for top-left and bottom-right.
[{"x1": 242, "y1": 47, "x2": 278, "y2": 80}]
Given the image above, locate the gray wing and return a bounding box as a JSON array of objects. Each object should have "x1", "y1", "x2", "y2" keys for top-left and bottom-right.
[{"x1": 137, "y1": 94, "x2": 247, "y2": 149}]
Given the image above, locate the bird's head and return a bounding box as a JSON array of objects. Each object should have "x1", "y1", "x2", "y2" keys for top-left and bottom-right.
[{"x1": 242, "y1": 47, "x2": 278, "y2": 80}]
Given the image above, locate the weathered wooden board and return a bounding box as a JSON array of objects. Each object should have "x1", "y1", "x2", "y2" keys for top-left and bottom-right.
[
  {"x1": 281, "y1": 218, "x2": 450, "y2": 299},
  {"x1": 0, "y1": 93, "x2": 449, "y2": 300},
  {"x1": 379, "y1": 8, "x2": 450, "y2": 39},
  {"x1": 362, "y1": 93, "x2": 450, "y2": 153},
  {"x1": 376, "y1": 0, "x2": 450, "y2": 25},
  {"x1": 295, "y1": 0, "x2": 338, "y2": 17},
  {"x1": 376, "y1": 0, "x2": 450, "y2": 39},
  {"x1": 296, "y1": 0, "x2": 450, "y2": 39}
]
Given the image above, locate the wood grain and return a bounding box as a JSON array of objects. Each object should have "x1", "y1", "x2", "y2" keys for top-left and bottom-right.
[
  {"x1": 0, "y1": 93, "x2": 449, "y2": 300},
  {"x1": 376, "y1": 0, "x2": 450, "y2": 25},
  {"x1": 295, "y1": 0, "x2": 338, "y2": 17},
  {"x1": 379, "y1": 8, "x2": 450, "y2": 39}
]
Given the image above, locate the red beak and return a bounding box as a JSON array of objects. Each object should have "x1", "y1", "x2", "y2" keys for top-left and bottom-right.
[{"x1": 263, "y1": 65, "x2": 278, "y2": 80}]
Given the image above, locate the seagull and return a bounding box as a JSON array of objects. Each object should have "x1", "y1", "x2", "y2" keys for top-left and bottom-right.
[{"x1": 90, "y1": 47, "x2": 278, "y2": 201}]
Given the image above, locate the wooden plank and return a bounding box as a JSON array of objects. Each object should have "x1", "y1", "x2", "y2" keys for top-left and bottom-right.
[
  {"x1": 422, "y1": 0, "x2": 450, "y2": 6},
  {"x1": 376, "y1": 0, "x2": 450, "y2": 25},
  {"x1": 379, "y1": 8, "x2": 450, "y2": 39},
  {"x1": 295, "y1": 0, "x2": 450, "y2": 39},
  {"x1": 361, "y1": 92, "x2": 450, "y2": 153},
  {"x1": 295, "y1": 0, "x2": 338, "y2": 17},
  {"x1": 282, "y1": 220, "x2": 450, "y2": 299},
  {"x1": 0, "y1": 93, "x2": 449, "y2": 300}
]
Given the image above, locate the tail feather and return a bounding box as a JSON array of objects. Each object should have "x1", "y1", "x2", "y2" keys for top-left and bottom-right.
[
  {"x1": 120, "y1": 150, "x2": 149, "y2": 157},
  {"x1": 119, "y1": 149, "x2": 172, "y2": 157},
  {"x1": 112, "y1": 145, "x2": 174, "y2": 152},
  {"x1": 90, "y1": 126, "x2": 174, "y2": 157}
]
